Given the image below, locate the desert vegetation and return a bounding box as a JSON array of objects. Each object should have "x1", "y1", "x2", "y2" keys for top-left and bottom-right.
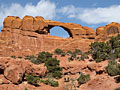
[
  {"x1": 22, "y1": 51, "x2": 62, "y2": 87},
  {"x1": 25, "y1": 74, "x2": 40, "y2": 86},
  {"x1": 77, "y1": 73, "x2": 90, "y2": 86},
  {"x1": 40, "y1": 79, "x2": 59, "y2": 87},
  {"x1": 7, "y1": 34, "x2": 120, "y2": 89},
  {"x1": 90, "y1": 34, "x2": 120, "y2": 62}
]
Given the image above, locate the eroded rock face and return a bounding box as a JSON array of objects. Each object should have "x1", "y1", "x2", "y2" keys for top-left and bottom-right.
[
  {"x1": 96, "y1": 22, "x2": 120, "y2": 41},
  {"x1": 0, "y1": 16, "x2": 95, "y2": 57},
  {"x1": 3, "y1": 16, "x2": 96, "y2": 39},
  {"x1": 4, "y1": 65, "x2": 24, "y2": 84},
  {"x1": 0, "y1": 58, "x2": 47, "y2": 84},
  {"x1": 1, "y1": 16, "x2": 120, "y2": 57}
]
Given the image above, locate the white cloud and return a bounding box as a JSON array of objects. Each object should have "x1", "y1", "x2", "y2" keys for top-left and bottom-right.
[
  {"x1": 60, "y1": 5, "x2": 120, "y2": 24},
  {"x1": 0, "y1": 0, "x2": 56, "y2": 26}
]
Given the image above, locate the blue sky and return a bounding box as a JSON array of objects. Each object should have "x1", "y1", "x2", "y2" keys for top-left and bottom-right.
[{"x1": 0, "y1": 0, "x2": 120, "y2": 38}]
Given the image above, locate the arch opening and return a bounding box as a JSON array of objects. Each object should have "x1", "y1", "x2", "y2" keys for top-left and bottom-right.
[{"x1": 48, "y1": 26, "x2": 72, "y2": 38}]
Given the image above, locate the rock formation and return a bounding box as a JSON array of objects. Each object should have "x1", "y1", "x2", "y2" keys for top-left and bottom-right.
[
  {"x1": 3, "y1": 16, "x2": 96, "y2": 39},
  {"x1": 0, "y1": 16, "x2": 95, "y2": 57},
  {"x1": 0, "y1": 55, "x2": 119, "y2": 90},
  {"x1": 0, "y1": 57, "x2": 47, "y2": 84},
  {"x1": 0, "y1": 16, "x2": 120, "y2": 56},
  {"x1": 0, "y1": 16, "x2": 120, "y2": 90},
  {"x1": 96, "y1": 22, "x2": 120, "y2": 36},
  {"x1": 96, "y1": 22, "x2": 120, "y2": 41}
]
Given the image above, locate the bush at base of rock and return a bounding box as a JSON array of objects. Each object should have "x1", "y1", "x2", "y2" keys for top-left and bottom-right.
[
  {"x1": 90, "y1": 34, "x2": 120, "y2": 62},
  {"x1": 37, "y1": 52, "x2": 53, "y2": 64},
  {"x1": 11, "y1": 56, "x2": 16, "y2": 59},
  {"x1": 40, "y1": 79, "x2": 59, "y2": 87},
  {"x1": 24, "y1": 55, "x2": 36, "y2": 60},
  {"x1": 106, "y1": 60, "x2": 120, "y2": 76},
  {"x1": 74, "y1": 49, "x2": 82, "y2": 55},
  {"x1": 52, "y1": 71, "x2": 62, "y2": 79},
  {"x1": 90, "y1": 42, "x2": 111, "y2": 62},
  {"x1": 25, "y1": 74, "x2": 40, "y2": 85},
  {"x1": 77, "y1": 73, "x2": 90, "y2": 85},
  {"x1": 44, "y1": 58, "x2": 62, "y2": 79},
  {"x1": 24, "y1": 52, "x2": 52, "y2": 64},
  {"x1": 54, "y1": 48, "x2": 63, "y2": 55},
  {"x1": 61, "y1": 52, "x2": 66, "y2": 57},
  {"x1": 67, "y1": 50, "x2": 73, "y2": 55},
  {"x1": 17, "y1": 56, "x2": 22, "y2": 59},
  {"x1": 77, "y1": 54, "x2": 89, "y2": 61}
]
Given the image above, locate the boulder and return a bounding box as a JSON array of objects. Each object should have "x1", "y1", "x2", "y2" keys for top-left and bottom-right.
[
  {"x1": 11, "y1": 17, "x2": 22, "y2": 29},
  {"x1": 4, "y1": 64, "x2": 25, "y2": 84},
  {"x1": 3, "y1": 16, "x2": 16, "y2": 28},
  {"x1": 25, "y1": 64, "x2": 47, "y2": 77},
  {"x1": 0, "y1": 58, "x2": 47, "y2": 84},
  {"x1": 22, "y1": 16, "x2": 34, "y2": 31}
]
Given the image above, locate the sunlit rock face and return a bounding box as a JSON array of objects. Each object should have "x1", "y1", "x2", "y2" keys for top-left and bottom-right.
[
  {"x1": 0, "y1": 16, "x2": 120, "y2": 56},
  {"x1": 96, "y1": 22, "x2": 120, "y2": 41}
]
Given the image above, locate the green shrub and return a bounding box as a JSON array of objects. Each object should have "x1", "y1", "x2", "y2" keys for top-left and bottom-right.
[
  {"x1": 40, "y1": 79, "x2": 59, "y2": 87},
  {"x1": 61, "y1": 52, "x2": 66, "y2": 57},
  {"x1": 11, "y1": 56, "x2": 16, "y2": 59},
  {"x1": 44, "y1": 58, "x2": 62, "y2": 79},
  {"x1": 26, "y1": 74, "x2": 40, "y2": 85},
  {"x1": 71, "y1": 52, "x2": 77, "y2": 58},
  {"x1": 25, "y1": 88, "x2": 27, "y2": 90},
  {"x1": 108, "y1": 60, "x2": 117, "y2": 65},
  {"x1": 52, "y1": 71, "x2": 62, "y2": 79},
  {"x1": 90, "y1": 42, "x2": 111, "y2": 62},
  {"x1": 106, "y1": 64, "x2": 120, "y2": 76},
  {"x1": 54, "y1": 48, "x2": 63, "y2": 55},
  {"x1": 25, "y1": 52, "x2": 52, "y2": 64},
  {"x1": 24, "y1": 55, "x2": 37, "y2": 64},
  {"x1": 24, "y1": 55, "x2": 36, "y2": 60},
  {"x1": 77, "y1": 73, "x2": 90, "y2": 85},
  {"x1": 17, "y1": 56, "x2": 22, "y2": 59},
  {"x1": 106, "y1": 60, "x2": 120, "y2": 76},
  {"x1": 90, "y1": 34, "x2": 120, "y2": 62},
  {"x1": 67, "y1": 50, "x2": 73, "y2": 55},
  {"x1": 74, "y1": 49, "x2": 82, "y2": 55},
  {"x1": 37, "y1": 52, "x2": 52, "y2": 63},
  {"x1": 80, "y1": 54, "x2": 89, "y2": 60}
]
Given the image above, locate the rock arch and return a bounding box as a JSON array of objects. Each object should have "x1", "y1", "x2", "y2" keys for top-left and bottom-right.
[{"x1": 2, "y1": 16, "x2": 96, "y2": 39}]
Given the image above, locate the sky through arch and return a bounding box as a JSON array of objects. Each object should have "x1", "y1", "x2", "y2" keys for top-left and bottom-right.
[{"x1": 49, "y1": 26, "x2": 70, "y2": 38}]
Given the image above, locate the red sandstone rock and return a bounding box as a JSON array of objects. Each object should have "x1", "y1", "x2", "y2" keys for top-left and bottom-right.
[
  {"x1": 0, "y1": 75, "x2": 10, "y2": 84},
  {"x1": 22, "y1": 16, "x2": 34, "y2": 31},
  {"x1": 1, "y1": 16, "x2": 120, "y2": 57},
  {"x1": 25, "y1": 64, "x2": 47, "y2": 77},
  {"x1": 0, "y1": 16, "x2": 95, "y2": 57},
  {"x1": 12, "y1": 17, "x2": 22, "y2": 29},
  {"x1": 0, "y1": 58, "x2": 47, "y2": 84},
  {"x1": 87, "y1": 60, "x2": 108, "y2": 72},
  {"x1": 96, "y1": 22, "x2": 120, "y2": 36},
  {"x1": 33, "y1": 16, "x2": 48, "y2": 31},
  {"x1": 3, "y1": 16, "x2": 16, "y2": 28},
  {"x1": 4, "y1": 64, "x2": 25, "y2": 84},
  {"x1": 83, "y1": 26, "x2": 95, "y2": 35}
]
